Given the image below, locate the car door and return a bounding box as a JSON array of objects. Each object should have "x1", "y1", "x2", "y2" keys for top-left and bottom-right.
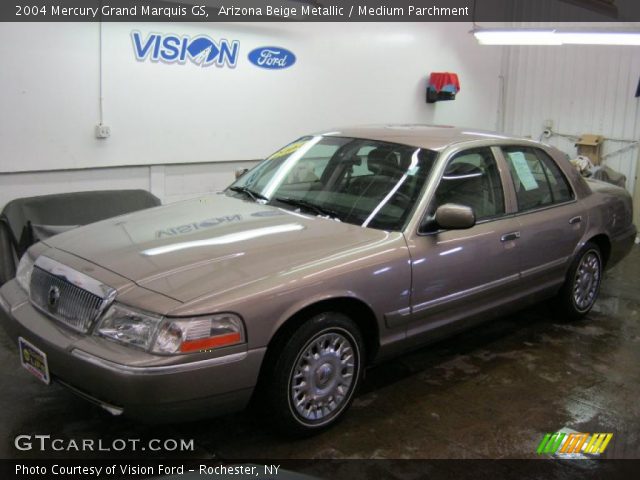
[
  {"x1": 403, "y1": 146, "x2": 523, "y2": 344},
  {"x1": 498, "y1": 145, "x2": 585, "y2": 294}
]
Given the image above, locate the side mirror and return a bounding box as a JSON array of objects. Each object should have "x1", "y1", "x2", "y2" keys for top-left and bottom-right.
[
  {"x1": 235, "y1": 168, "x2": 250, "y2": 179},
  {"x1": 434, "y1": 203, "x2": 476, "y2": 230}
]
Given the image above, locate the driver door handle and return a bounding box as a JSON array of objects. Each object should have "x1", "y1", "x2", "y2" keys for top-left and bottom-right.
[
  {"x1": 501, "y1": 231, "x2": 521, "y2": 242},
  {"x1": 569, "y1": 216, "x2": 582, "y2": 225}
]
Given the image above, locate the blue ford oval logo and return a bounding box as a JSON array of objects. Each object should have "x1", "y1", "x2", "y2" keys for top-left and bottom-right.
[{"x1": 248, "y1": 46, "x2": 296, "y2": 70}]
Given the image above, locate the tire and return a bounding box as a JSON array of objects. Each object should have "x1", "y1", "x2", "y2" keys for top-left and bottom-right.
[
  {"x1": 264, "y1": 312, "x2": 364, "y2": 437},
  {"x1": 555, "y1": 242, "x2": 602, "y2": 321}
]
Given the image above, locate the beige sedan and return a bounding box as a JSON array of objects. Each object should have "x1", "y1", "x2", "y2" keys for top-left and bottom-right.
[{"x1": 0, "y1": 126, "x2": 635, "y2": 435}]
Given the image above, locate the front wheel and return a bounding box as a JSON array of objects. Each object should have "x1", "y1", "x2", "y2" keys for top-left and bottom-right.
[
  {"x1": 555, "y1": 242, "x2": 602, "y2": 321},
  {"x1": 265, "y1": 312, "x2": 364, "y2": 436}
]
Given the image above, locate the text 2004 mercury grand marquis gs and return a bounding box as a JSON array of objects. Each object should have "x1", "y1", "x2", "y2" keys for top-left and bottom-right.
[{"x1": 0, "y1": 126, "x2": 636, "y2": 435}]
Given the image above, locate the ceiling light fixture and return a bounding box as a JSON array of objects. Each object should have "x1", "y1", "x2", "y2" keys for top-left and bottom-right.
[
  {"x1": 474, "y1": 30, "x2": 561, "y2": 45},
  {"x1": 473, "y1": 29, "x2": 640, "y2": 46}
]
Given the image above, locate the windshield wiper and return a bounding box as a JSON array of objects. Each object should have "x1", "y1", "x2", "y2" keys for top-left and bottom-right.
[
  {"x1": 274, "y1": 197, "x2": 342, "y2": 221},
  {"x1": 228, "y1": 186, "x2": 269, "y2": 202}
]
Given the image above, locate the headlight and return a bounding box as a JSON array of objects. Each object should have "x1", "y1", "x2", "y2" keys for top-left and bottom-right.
[
  {"x1": 96, "y1": 303, "x2": 245, "y2": 355},
  {"x1": 97, "y1": 303, "x2": 162, "y2": 351},
  {"x1": 153, "y1": 314, "x2": 244, "y2": 354},
  {"x1": 15, "y1": 254, "x2": 35, "y2": 293}
]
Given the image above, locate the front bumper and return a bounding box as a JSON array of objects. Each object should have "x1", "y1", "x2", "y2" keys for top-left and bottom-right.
[{"x1": 0, "y1": 279, "x2": 265, "y2": 422}]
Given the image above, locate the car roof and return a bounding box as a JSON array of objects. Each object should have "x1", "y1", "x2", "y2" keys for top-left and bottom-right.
[{"x1": 317, "y1": 124, "x2": 523, "y2": 151}]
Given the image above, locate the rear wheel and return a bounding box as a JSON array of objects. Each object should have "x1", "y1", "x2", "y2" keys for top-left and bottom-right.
[
  {"x1": 555, "y1": 242, "x2": 602, "y2": 321},
  {"x1": 265, "y1": 312, "x2": 364, "y2": 436}
]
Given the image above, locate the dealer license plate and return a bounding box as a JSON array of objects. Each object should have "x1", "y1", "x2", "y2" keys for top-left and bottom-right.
[{"x1": 18, "y1": 337, "x2": 50, "y2": 385}]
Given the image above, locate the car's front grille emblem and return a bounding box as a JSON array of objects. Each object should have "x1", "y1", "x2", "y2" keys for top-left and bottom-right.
[{"x1": 46, "y1": 285, "x2": 61, "y2": 311}]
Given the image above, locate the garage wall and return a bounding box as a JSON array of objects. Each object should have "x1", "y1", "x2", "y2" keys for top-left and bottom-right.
[
  {"x1": 500, "y1": 43, "x2": 640, "y2": 198},
  {"x1": 0, "y1": 161, "x2": 261, "y2": 208},
  {"x1": 0, "y1": 22, "x2": 502, "y2": 208}
]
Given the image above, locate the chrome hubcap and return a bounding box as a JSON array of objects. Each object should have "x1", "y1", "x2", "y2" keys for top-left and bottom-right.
[
  {"x1": 573, "y1": 251, "x2": 601, "y2": 311},
  {"x1": 290, "y1": 332, "x2": 356, "y2": 422}
]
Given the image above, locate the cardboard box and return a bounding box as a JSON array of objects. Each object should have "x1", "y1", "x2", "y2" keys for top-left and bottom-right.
[{"x1": 575, "y1": 134, "x2": 604, "y2": 165}]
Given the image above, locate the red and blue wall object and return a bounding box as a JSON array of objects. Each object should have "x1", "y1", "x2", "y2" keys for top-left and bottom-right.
[{"x1": 427, "y1": 72, "x2": 460, "y2": 103}]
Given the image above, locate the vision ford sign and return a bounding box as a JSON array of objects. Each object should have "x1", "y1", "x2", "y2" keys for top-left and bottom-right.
[
  {"x1": 248, "y1": 46, "x2": 296, "y2": 69},
  {"x1": 132, "y1": 31, "x2": 239, "y2": 68}
]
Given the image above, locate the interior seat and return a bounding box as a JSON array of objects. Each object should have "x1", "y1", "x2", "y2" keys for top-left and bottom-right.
[
  {"x1": 350, "y1": 148, "x2": 403, "y2": 199},
  {"x1": 435, "y1": 163, "x2": 493, "y2": 218}
]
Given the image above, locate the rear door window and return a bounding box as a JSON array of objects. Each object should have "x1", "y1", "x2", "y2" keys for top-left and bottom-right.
[{"x1": 502, "y1": 147, "x2": 573, "y2": 211}]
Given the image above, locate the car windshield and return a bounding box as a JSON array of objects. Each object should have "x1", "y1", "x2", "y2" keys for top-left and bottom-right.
[{"x1": 227, "y1": 135, "x2": 438, "y2": 231}]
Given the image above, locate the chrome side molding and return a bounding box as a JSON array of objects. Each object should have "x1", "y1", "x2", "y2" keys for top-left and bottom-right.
[{"x1": 71, "y1": 349, "x2": 249, "y2": 376}]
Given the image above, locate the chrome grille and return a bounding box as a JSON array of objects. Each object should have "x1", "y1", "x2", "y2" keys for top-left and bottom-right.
[{"x1": 30, "y1": 266, "x2": 105, "y2": 333}]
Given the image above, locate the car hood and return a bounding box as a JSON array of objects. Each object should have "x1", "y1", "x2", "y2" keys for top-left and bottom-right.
[{"x1": 45, "y1": 194, "x2": 391, "y2": 303}]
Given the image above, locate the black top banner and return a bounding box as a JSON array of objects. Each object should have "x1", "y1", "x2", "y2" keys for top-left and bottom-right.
[{"x1": 2, "y1": 0, "x2": 640, "y2": 22}]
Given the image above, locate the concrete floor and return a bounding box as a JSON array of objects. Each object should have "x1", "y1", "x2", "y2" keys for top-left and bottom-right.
[{"x1": 1, "y1": 245, "x2": 638, "y2": 464}]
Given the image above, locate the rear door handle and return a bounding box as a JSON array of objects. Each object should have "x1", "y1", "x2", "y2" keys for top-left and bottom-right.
[
  {"x1": 569, "y1": 216, "x2": 582, "y2": 225},
  {"x1": 501, "y1": 231, "x2": 521, "y2": 242}
]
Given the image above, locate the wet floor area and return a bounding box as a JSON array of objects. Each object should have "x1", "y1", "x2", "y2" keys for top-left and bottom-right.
[{"x1": 1, "y1": 246, "x2": 638, "y2": 463}]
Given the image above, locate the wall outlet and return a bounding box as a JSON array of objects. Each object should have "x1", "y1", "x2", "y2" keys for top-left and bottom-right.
[
  {"x1": 95, "y1": 124, "x2": 111, "y2": 139},
  {"x1": 543, "y1": 119, "x2": 554, "y2": 130}
]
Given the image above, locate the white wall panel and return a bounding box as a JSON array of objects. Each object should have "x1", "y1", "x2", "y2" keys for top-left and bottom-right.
[
  {"x1": 0, "y1": 22, "x2": 501, "y2": 174},
  {"x1": 502, "y1": 43, "x2": 640, "y2": 194},
  {"x1": 0, "y1": 160, "x2": 258, "y2": 210}
]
